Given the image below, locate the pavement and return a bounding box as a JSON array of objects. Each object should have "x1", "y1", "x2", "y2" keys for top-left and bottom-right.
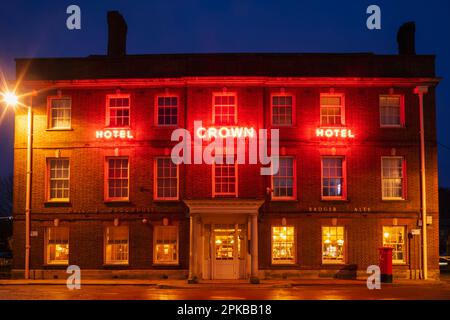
[{"x1": 0, "y1": 276, "x2": 449, "y2": 299}]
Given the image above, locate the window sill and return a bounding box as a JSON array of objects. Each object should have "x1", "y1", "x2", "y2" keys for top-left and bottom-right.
[
  {"x1": 44, "y1": 201, "x2": 71, "y2": 207},
  {"x1": 380, "y1": 126, "x2": 405, "y2": 129},
  {"x1": 270, "y1": 263, "x2": 298, "y2": 267},
  {"x1": 320, "y1": 199, "x2": 348, "y2": 202},
  {"x1": 153, "y1": 199, "x2": 181, "y2": 202},
  {"x1": 321, "y1": 262, "x2": 346, "y2": 266},
  {"x1": 271, "y1": 198, "x2": 298, "y2": 202},
  {"x1": 152, "y1": 263, "x2": 180, "y2": 267},
  {"x1": 104, "y1": 200, "x2": 131, "y2": 204},
  {"x1": 46, "y1": 128, "x2": 73, "y2": 131},
  {"x1": 43, "y1": 263, "x2": 69, "y2": 268},
  {"x1": 103, "y1": 264, "x2": 129, "y2": 268}
]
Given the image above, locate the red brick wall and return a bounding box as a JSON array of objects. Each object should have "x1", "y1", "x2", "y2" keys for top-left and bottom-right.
[{"x1": 12, "y1": 81, "x2": 440, "y2": 276}]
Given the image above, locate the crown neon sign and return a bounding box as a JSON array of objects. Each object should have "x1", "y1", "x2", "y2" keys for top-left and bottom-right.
[
  {"x1": 196, "y1": 126, "x2": 255, "y2": 139},
  {"x1": 316, "y1": 128, "x2": 355, "y2": 139}
]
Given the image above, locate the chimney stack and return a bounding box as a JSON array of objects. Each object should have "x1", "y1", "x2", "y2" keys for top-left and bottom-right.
[
  {"x1": 397, "y1": 22, "x2": 416, "y2": 55},
  {"x1": 107, "y1": 11, "x2": 127, "y2": 57}
]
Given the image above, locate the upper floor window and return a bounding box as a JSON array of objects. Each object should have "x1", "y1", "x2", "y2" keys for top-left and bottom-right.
[
  {"x1": 47, "y1": 158, "x2": 70, "y2": 202},
  {"x1": 48, "y1": 97, "x2": 71, "y2": 129},
  {"x1": 46, "y1": 227, "x2": 69, "y2": 265},
  {"x1": 154, "y1": 157, "x2": 179, "y2": 200},
  {"x1": 107, "y1": 94, "x2": 130, "y2": 127},
  {"x1": 157, "y1": 96, "x2": 178, "y2": 126},
  {"x1": 381, "y1": 157, "x2": 406, "y2": 200},
  {"x1": 106, "y1": 157, "x2": 129, "y2": 201},
  {"x1": 380, "y1": 95, "x2": 404, "y2": 127},
  {"x1": 213, "y1": 93, "x2": 237, "y2": 125},
  {"x1": 272, "y1": 95, "x2": 293, "y2": 126},
  {"x1": 213, "y1": 159, "x2": 237, "y2": 197},
  {"x1": 320, "y1": 94, "x2": 344, "y2": 126},
  {"x1": 154, "y1": 225, "x2": 179, "y2": 265},
  {"x1": 321, "y1": 156, "x2": 346, "y2": 200},
  {"x1": 104, "y1": 226, "x2": 129, "y2": 265},
  {"x1": 272, "y1": 157, "x2": 296, "y2": 200}
]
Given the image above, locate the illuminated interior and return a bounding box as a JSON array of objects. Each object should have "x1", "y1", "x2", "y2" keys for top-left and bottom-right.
[
  {"x1": 322, "y1": 226, "x2": 345, "y2": 263},
  {"x1": 272, "y1": 226, "x2": 295, "y2": 264}
]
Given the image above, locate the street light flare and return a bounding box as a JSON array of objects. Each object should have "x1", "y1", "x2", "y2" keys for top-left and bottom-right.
[{"x1": 1, "y1": 91, "x2": 19, "y2": 107}]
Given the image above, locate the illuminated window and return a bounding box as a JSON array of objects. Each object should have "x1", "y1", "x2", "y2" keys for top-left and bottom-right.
[
  {"x1": 105, "y1": 226, "x2": 129, "y2": 265},
  {"x1": 154, "y1": 226, "x2": 178, "y2": 264},
  {"x1": 382, "y1": 157, "x2": 405, "y2": 200},
  {"x1": 213, "y1": 159, "x2": 237, "y2": 197},
  {"x1": 320, "y1": 94, "x2": 344, "y2": 126},
  {"x1": 107, "y1": 95, "x2": 130, "y2": 127},
  {"x1": 322, "y1": 226, "x2": 345, "y2": 264},
  {"x1": 46, "y1": 227, "x2": 69, "y2": 265},
  {"x1": 271, "y1": 226, "x2": 295, "y2": 264},
  {"x1": 213, "y1": 93, "x2": 236, "y2": 125},
  {"x1": 106, "y1": 157, "x2": 129, "y2": 201},
  {"x1": 157, "y1": 96, "x2": 178, "y2": 126},
  {"x1": 272, "y1": 95, "x2": 293, "y2": 126},
  {"x1": 47, "y1": 158, "x2": 70, "y2": 201},
  {"x1": 49, "y1": 97, "x2": 71, "y2": 129},
  {"x1": 155, "y1": 158, "x2": 179, "y2": 200},
  {"x1": 380, "y1": 95, "x2": 403, "y2": 127},
  {"x1": 321, "y1": 157, "x2": 345, "y2": 200},
  {"x1": 272, "y1": 157, "x2": 295, "y2": 200},
  {"x1": 383, "y1": 226, "x2": 406, "y2": 264}
]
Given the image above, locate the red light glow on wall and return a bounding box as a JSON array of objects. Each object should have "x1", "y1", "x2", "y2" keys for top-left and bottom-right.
[
  {"x1": 316, "y1": 128, "x2": 355, "y2": 139},
  {"x1": 95, "y1": 129, "x2": 134, "y2": 139}
]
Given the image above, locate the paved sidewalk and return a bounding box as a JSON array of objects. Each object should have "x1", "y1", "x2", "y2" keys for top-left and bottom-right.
[{"x1": 0, "y1": 278, "x2": 446, "y2": 288}]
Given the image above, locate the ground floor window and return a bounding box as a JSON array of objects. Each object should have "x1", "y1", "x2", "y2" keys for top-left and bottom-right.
[
  {"x1": 104, "y1": 226, "x2": 129, "y2": 265},
  {"x1": 46, "y1": 227, "x2": 69, "y2": 265},
  {"x1": 322, "y1": 226, "x2": 345, "y2": 264},
  {"x1": 154, "y1": 226, "x2": 178, "y2": 264},
  {"x1": 383, "y1": 226, "x2": 406, "y2": 264},
  {"x1": 271, "y1": 226, "x2": 295, "y2": 264}
]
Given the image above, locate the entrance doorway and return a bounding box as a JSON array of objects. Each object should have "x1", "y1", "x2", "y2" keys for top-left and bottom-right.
[{"x1": 212, "y1": 224, "x2": 246, "y2": 280}]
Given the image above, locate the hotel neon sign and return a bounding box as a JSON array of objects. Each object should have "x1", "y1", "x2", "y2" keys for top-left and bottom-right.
[
  {"x1": 95, "y1": 129, "x2": 134, "y2": 139},
  {"x1": 316, "y1": 128, "x2": 355, "y2": 139}
]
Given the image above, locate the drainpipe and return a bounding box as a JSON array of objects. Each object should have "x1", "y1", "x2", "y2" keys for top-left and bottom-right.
[
  {"x1": 414, "y1": 86, "x2": 429, "y2": 280},
  {"x1": 25, "y1": 96, "x2": 33, "y2": 280}
]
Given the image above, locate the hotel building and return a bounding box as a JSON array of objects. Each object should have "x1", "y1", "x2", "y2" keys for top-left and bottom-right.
[{"x1": 12, "y1": 13, "x2": 440, "y2": 280}]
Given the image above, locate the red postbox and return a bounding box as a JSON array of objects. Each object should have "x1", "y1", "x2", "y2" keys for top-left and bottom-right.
[{"x1": 379, "y1": 247, "x2": 393, "y2": 283}]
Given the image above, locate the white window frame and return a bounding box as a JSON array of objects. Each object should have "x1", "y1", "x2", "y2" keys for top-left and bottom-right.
[
  {"x1": 271, "y1": 156, "x2": 297, "y2": 200},
  {"x1": 104, "y1": 226, "x2": 129, "y2": 265},
  {"x1": 271, "y1": 225, "x2": 296, "y2": 265},
  {"x1": 271, "y1": 93, "x2": 295, "y2": 126},
  {"x1": 381, "y1": 156, "x2": 406, "y2": 200},
  {"x1": 379, "y1": 94, "x2": 405, "y2": 128},
  {"x1": 106, "y1": 94, "x2": 131, "y2": 128},
  {"x1": 105, "y1": 157, "x2": 130, "y2": 202},
  {"x1": 45, "y1": 227, "x2": 69, "y2": 265},
  {"x1": 322, "y1": 226, "x2": 345, "y2": 265},
  {"x1": 212, "y1": 92, "x2": 237, "y2": 125},
  {"x1": 320, "y1": 93, "x2": 345, "y2": 126},
  {"x1": 321, "y1": 156, "x2": 347, "y2": 200},
  {"x1": 47, "y1": 96, "x2": 72, "y2": 130},
  {"x1": 155, "y1": 94, "x2": 179, "y2": 127},
  {"x1": 212, "y1": 161, "x2": 238, "y2": 197},
  {"x1": 153, "y1": 225, "x2": 179, "y2": 265},
  {"x1": 46, "y1": 158, "x2": 70, "y2": 202},
  {"x1": 154, "y1": 157, "x2": 179, "y2": 200}
]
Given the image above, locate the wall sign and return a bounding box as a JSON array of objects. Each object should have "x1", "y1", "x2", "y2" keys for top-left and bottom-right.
[
  {"x1": 96, "y1": 129, "x2": 134, "y2": 139},
  {"x1": 196, "y1": 126, "x2": 255, "y2": 139},
  {"x1": 316, "y1": 128, "x2": 355, "y2": 139}
]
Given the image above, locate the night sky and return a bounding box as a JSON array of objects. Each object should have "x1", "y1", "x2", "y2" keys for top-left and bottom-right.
[{"x1": 0, "y1": 0, "x2": 449, "y2": 187}]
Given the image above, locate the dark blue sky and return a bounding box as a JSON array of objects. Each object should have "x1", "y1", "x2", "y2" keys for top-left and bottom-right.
[{"x1": 0, "y1": 0, "x2": 449, "y2": 186}]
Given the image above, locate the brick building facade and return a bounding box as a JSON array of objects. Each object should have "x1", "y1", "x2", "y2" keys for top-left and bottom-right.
[{"x1": 11, "y1": 14, "x2": 440, "y2": 280}]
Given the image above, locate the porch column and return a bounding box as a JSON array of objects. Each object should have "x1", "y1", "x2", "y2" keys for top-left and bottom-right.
[
  {"x1": 188, "y1": 214, "x2": 198, "y2": 283},
  {"x1": 250, "y1": 213, "x2": 259, "y2": 283}
]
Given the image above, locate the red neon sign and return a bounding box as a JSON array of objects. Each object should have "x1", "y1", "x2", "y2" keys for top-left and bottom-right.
[
  {"x1": 316, "y1": 128, "x2": 355, "y2": 139},
  {"x1": 96, "y1": 129, "x2": 134, "y2": 139},
  {"x1": 196, "y1": 126, "x2": 255, "y2": 139}
]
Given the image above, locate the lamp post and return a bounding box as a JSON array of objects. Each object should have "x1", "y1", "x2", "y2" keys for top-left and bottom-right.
[{"x1": 1, "y1": 91, "x2": 33, "y2": 279}]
